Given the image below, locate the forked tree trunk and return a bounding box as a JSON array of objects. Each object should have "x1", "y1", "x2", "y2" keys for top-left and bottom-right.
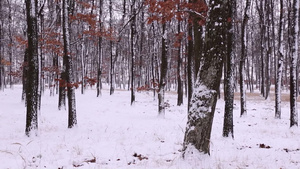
[{"x1": 183, "y1": 0, "x2": 226, "y2": 155}]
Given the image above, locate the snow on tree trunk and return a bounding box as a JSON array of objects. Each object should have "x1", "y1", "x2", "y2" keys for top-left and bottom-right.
[
  {"x1": 275, "y1": 0, "x2": 284, "y2": 119},
  {"x1": 158, "y1": 22, "x2": 168, "y2": 117},
  {"x1": 223, "y1": 0, "x2": 235, "y2": 138},
  {"x1": 240, "y1": 0, "x2": 250, "y2": 117},
  {"x1": 25, "y1": 0, "x2": 39, "y2": 136},
  {"x1": 289, "y1": 0, "x2": 299, "y2": 127},
  {"x1": 130, "y1": 1, "x2": 136, "y2": 105},
  {"x1": 183, "y1": 0, "x2": 226, "y2": 155},
  {"x1": 63, "y1": 0, "x2": 77, "y2": 128}
]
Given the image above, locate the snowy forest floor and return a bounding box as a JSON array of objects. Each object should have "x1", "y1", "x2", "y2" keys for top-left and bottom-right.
[{"x1": 0, "y1": 85, "x2": 299, "y2": 169}]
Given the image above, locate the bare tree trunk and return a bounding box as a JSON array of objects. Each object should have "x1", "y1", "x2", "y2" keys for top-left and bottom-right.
[
  {"x1": 25, "y1": 0, "x2": 39, "y2": 136},
  {"x1": 63, "y1": 0, "x2": 77, "y2": 128},
  {"x1": 256, "y1": 0, "x2": 266, "y2": 97},
  {"x1": 288, "y1": 0, "x2": 298, "y2": 127},
  {"x1": 183, "y1": 0, "x2": 226, "y2": 155},
  {"x1": 158, "y1": 21, "x2": 168, "y2": 117},
  {"x1": 177, "y1": 19, "x2": 183, "y2": 106},
  {"x1": 7, "y1": 0, "x2": 13, "y2": 88},
  {"x1": 275, "y1": 0, "x2": 284, "y2": 119},
  {"x1": 109, "y1": 0, "x2": 115, "y2": 95},
  {"x1": 223, "y1": 0, "x2": 235, "y2": 138},
  {"x1": 130, "y1": 1, "x2": 136, "y2": 105},
  {"x1": 97, "y1": 0, "x2": 103, "y2": 97},
  {"x1": 240, "y1": 0, "x2": 250, "y2": 116},
  {"x1": 187, "y1": 20, "x2": 193, "y2": 111}
]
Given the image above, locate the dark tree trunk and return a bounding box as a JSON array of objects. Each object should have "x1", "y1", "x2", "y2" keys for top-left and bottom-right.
[
  {"x1": 130, "y1": 1, "x2": 136, "y2": 105},
  {"x1": 288, "y1": 0, "x2": 298, "y2": 127},
  {"x1": 96, "y1": 0, "x2": 103, "y2": 97},
  {"x1": 58, "y1": 72, "x2": 66, "y2": 110},
  {"x1": 7, "y1": 0, "x2": 13, "y2": 87},
  {"x1": 240, "y1": 0, "x2": 250, "y2": 116},
  {"x1": 177, "y1": 19, "x2": 183, "y2": 106},
  {"x1": 265, "y1": 0, "x2": 271, "y2": 100},
  {"x1": 63, "y1": 0, "x2": 77, "y2": 128},
  {"x1": 22, "y1": 49, "x2": 29, "y2": 101},
  {"x1": 158, "y1": 21, "x2": 168, "y2": 117},
  {"x1": 25, "y1": 0, "x2": 39, "y2": 136},
  {"x1": 256, "y1": 0, "x2": 266, "y2": 97},
  {"x1": 183, "y1": 0, "x2": 226, "y2": 155},
  {"x1": 187, "y1": 21, "x2": 194, "y2": 111},
  {"x1": 109, "y1": 0, "x2": 115, "y2": 95},
  {"x1": 193, "y1": 18, "x2": 203, "y2": 79},
  {"x1": 223, "y1": 0, "x2": 235, "y2": 138}
]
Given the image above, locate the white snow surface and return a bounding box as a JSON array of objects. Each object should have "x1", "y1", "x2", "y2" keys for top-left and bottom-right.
[{"x1": 0, "y1": 85, "x2": 300, "y2": 168}]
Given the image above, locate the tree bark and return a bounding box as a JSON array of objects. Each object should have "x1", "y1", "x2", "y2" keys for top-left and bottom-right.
[
  {"x1": 158, "y1": 21, "x2": 168, "y2": 117},
  {"x1": 223, "y1": 0, "x2": 235, "y2": 138},
  {"x1": 288, "y1": 0, "x2": 298, "y2": 127},
  {"x1": 25, "y1": 0, "x2": 39, "y2": 136},
  {"x1": 183, "y1": 0, "x2": 226, "y2": 155},
  {"x1": 240, "y1": 0, "x2": 250, "y2": 116},
  {"x1": 130, "y1": 1, "x2": 136, "y2": 105},
  {"x1": 109, "y1": 0, "x2": 115, "y2": 95},
  {"x1": 177, "y1": 19, "x2": 183, "y2": 106},
  {"x1": 187, "y1": 20, "x2": 194, "y2": 111},
  {"x1": 275, "y1": 0, "x2": 284, "y2": 119},
  {"x1": 63, "y1": 0, "x2": 77, "y2": 128},
  {"x1": 97, "y1": 0, "x2": 103, "y2": 97}
]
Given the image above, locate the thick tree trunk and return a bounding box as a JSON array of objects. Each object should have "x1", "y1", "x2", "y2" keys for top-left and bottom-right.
[
  {"x1": 289, "y1": 0, "x2": 299, "y2": 127},
  {"x1": 25, "y1": 0, "x2": 39, "y2": 136},
  {"x1": 63, "y1": 0, "x2": 77, "y2": 128},
  {"x1": 183, "y1": 0, "x2": 226, "y2": 155},
  {"x1": 223, "y1": 0, "x2": 235, "y2": 138}
]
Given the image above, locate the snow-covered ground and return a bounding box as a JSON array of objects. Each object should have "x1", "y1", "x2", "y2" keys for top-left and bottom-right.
[{"x1": 0, "y1": 85, "x2": 299, "y2": 168}]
